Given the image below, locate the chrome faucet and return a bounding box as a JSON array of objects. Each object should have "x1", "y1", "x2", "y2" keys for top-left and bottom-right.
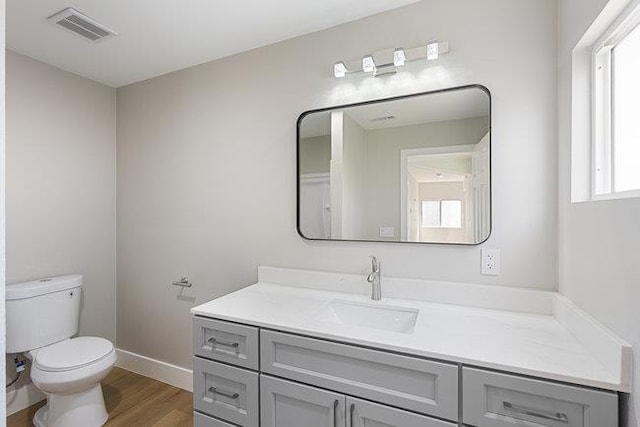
[{"x1": 366, "y1": 256, "x2": 382, "y2": 301}]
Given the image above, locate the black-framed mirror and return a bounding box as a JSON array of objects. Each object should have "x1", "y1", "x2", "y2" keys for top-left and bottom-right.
[{"x1": 297, "y1": 85, "x2": 491, "y2": 245}]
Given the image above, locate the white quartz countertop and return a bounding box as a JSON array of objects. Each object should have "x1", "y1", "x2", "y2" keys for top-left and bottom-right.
[{"x1": 192, "y1": 278, "x2": 629, "y2": 392}]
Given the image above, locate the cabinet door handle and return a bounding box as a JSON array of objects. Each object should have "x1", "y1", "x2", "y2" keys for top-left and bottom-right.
[
  {"x1": 333, "y1": 400, "x2": 339, "y2": 427},
  {"x1": 349, "y1": 403, "x2": 355, "y2": 427},
  {"x1": 209, "y1": 386, "x2": 240, "y2": 399},
  {"x1": 208, "y1": 337, "x2": 239, "y2": 348},
  {"x1": 503, "y1": 401, "x2": 569, "y2": 423}
]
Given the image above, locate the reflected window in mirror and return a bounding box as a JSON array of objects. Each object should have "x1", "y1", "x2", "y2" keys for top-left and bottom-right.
[
  {"x1": 421, "y1": 200, "x2": 462, "y2": 229},
  {"x1": 297, "y1": 85, "x2": 491, "y2": 245}
]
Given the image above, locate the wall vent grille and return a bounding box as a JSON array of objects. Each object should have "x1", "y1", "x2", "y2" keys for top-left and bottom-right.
[
  {"x1": 369, "y1": 115, "x2": 396, "y2": 122},
  {"x1": 48, "y1": 8, "x2": 116, "y2": 42}
]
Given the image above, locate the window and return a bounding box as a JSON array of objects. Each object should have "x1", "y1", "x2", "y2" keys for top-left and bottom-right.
[
  {"x1": 421, "y1": 200, "x2": 462, "y2": 228},
  {"x1": 593, "y1": 11, "x2": 640, "y2": 198}
]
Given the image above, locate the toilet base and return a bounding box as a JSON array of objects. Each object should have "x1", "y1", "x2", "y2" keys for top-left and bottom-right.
[
  {"x1": 33, "y1": 384, "x2": 108, "y2": 427},
  {"x1": 33, "y1": 405, "x2": 47, "y2": 427}
]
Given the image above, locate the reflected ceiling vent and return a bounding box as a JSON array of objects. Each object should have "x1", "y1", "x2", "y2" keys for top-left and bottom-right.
[
  {"x1": 369, "y1": 115, "x2": 396, "y2": 123},
  {"x1": 48, "y1": 8, "x2": 117, "y2": 42}
]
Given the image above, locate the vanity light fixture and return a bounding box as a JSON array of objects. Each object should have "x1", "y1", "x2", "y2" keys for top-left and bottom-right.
[
  {"x1": 362, "y1": 55, "x2": 376, "y2": 73},
  {"x1": 334, "y1": 61, "x2": 347, "y2": 78},
  {"x1": 393, "y1": 48, "x2": 406, "y2": 67},
  {"x1": 331, "y1": 41, "x2": 449, "y2": 79},
  {"x1": 426, "y1": 41, "x2": 439, "y2": 60}
]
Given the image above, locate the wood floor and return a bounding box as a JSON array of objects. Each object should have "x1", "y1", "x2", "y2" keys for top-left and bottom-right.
[{"x1": 7, "y1": 367, "x2": 193, "y2": 427}]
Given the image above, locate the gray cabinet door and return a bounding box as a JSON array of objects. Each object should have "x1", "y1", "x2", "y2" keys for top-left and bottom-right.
[
  {"x1": 261, "y1": 330, "x2": 458, "y2": 421},
  {"x1": 346, "y1": 397, "x2": 456, "y2": 427},
  {"x1": 261, "y1": 375, "x2": 346, "y2": 427}
]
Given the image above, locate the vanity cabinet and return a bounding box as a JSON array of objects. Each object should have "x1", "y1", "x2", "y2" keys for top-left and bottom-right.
[
  {"x1": 192, "y1": 316, "x2": 619, "y2": 427},
  {"x1": 261, "y1": 375, "x2": 346, "y2": 427}
]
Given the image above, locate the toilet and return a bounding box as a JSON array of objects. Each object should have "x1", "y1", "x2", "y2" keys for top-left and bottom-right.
[{"x1": 6, "y1": 275, "x2": 117, "y2": 427}]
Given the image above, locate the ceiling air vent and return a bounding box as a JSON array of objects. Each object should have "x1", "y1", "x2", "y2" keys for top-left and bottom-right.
[
  {"x1": 369, "y1": 115, "x2": 396, "y2": 123},
  {"x1": 48, "y1": 8, "x2": 116, "y2": 42}
]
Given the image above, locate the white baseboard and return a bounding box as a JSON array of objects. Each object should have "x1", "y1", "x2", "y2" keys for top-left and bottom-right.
[
  {"x1": 6, "y1": 381, "x2": 46, "y2": 416},
  {"x1": 115, "y1": 349, "x2": 193, "y2": 392}
]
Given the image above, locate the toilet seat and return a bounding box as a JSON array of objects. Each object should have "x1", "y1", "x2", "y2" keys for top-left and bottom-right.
[{"x1": 35, "y1": 337, "x2": 114, "y2": 372}]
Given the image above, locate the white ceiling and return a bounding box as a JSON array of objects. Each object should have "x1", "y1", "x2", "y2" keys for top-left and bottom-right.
[
  {"x1": 346, "y1": 88, "x2": 489, "y2": 130},
  {"x1": 408, "y1": 153, "x2": 472, "y2": 183},
  {"x1": 300, "y1": 88, "x2": 489, "y2": 138},
  {"x1": 7, "y1": 0, "x2": 420, "y2": 88}
]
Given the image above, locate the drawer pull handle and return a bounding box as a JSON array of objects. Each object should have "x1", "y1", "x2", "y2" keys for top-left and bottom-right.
[
  {"x1": 349, "y1": 403, "x2": 355, "y2": 427},
  {"x1": 208, "y1": 337, "x2": 240, "y2": 348},
  {"x1": 503, "y1": 401, "x2": 569, "y2": 423},
  {"x1": 333, "y1": 400, "x2": 339, "y2": 427},
  {"x1": 209, "y1": 387, "x2": 240, "y2": 399}
]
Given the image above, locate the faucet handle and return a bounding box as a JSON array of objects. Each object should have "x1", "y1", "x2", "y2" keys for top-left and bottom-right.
[{"x1": 369, "y1": 256, "x2": 379, "y2": 271}]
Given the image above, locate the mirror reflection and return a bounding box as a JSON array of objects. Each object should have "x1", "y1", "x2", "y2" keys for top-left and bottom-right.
[{"x1": 298, "y1": 85, "x2": 490, "y2": 245}]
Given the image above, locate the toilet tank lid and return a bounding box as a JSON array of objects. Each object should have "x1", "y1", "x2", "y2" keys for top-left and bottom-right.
[{"x1": 6, "y1": 274, "x2": 82, "y2": 300}]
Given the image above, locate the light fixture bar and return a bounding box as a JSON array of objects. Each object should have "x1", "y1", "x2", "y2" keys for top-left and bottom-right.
[{"x1": 330, "y1": 41, "x2": 449, "y2": 78}]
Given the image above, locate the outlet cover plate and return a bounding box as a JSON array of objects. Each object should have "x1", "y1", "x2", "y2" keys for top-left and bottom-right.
[
  {"x1": 481, "y1": 248, "x2": 501, "y2": 276},
  {"x1": 379, "y1": 227, "x2": 395, "y2": 238}
]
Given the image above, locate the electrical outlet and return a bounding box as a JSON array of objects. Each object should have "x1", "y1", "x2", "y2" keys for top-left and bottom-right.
[
  {"x1": 481, "y1": 249, "x2": 501, "y2": 275},
  {"x1": 379, "y1": 227, "x2": 395, "y2": 238}
]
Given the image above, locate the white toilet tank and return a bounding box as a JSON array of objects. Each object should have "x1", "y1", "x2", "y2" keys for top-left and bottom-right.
[{"x1": 6, "y1": 275, "x2": 82, "y2": 353}]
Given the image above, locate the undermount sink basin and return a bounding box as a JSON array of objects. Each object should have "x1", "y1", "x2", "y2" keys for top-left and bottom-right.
[{"x1": 315, "y1": 300, "x2": 419, "y2": 334}]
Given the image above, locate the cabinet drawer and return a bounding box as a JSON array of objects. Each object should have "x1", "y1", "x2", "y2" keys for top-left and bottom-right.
[
  {"x1": 193, "y1": 357, "x2": 259, "y2": 427},
  {"x1": 260, "y1": 330, "x2": 458, "y2": 421},
  {"x1": 347, "y1": 396, "x2": 456, "y2": 427},
  {"x1": 462, "y1": 367, "x2": 618, "y2": 427},
  {"x1": 193, "y1": 317, "x2": 259, "y2": 370},
  {"x1": 194, "y1": 411, "x2": 236, "y2": 427}
]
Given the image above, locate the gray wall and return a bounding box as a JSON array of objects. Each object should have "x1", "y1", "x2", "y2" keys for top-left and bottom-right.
[
  {"x1": 299, "y1": 135, "x2": 330, "y2": 174},
  {"x1": 116, "y1": 0, "x2": 557, "y2": 368},
  {"x1": 557, "y1": 0, "x2": 640, "y2": 424},
  {"x1": 5, "y1": 51, "x2": 117, "y2": 341}
]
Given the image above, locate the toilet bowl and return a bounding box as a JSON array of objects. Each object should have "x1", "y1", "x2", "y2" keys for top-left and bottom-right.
[
  {"x1": 30, "y1": 336, "x2": 117, "y2": 427},
  {"x1": 5, "y1": 275, "x2": 117, "y2": 427}
]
